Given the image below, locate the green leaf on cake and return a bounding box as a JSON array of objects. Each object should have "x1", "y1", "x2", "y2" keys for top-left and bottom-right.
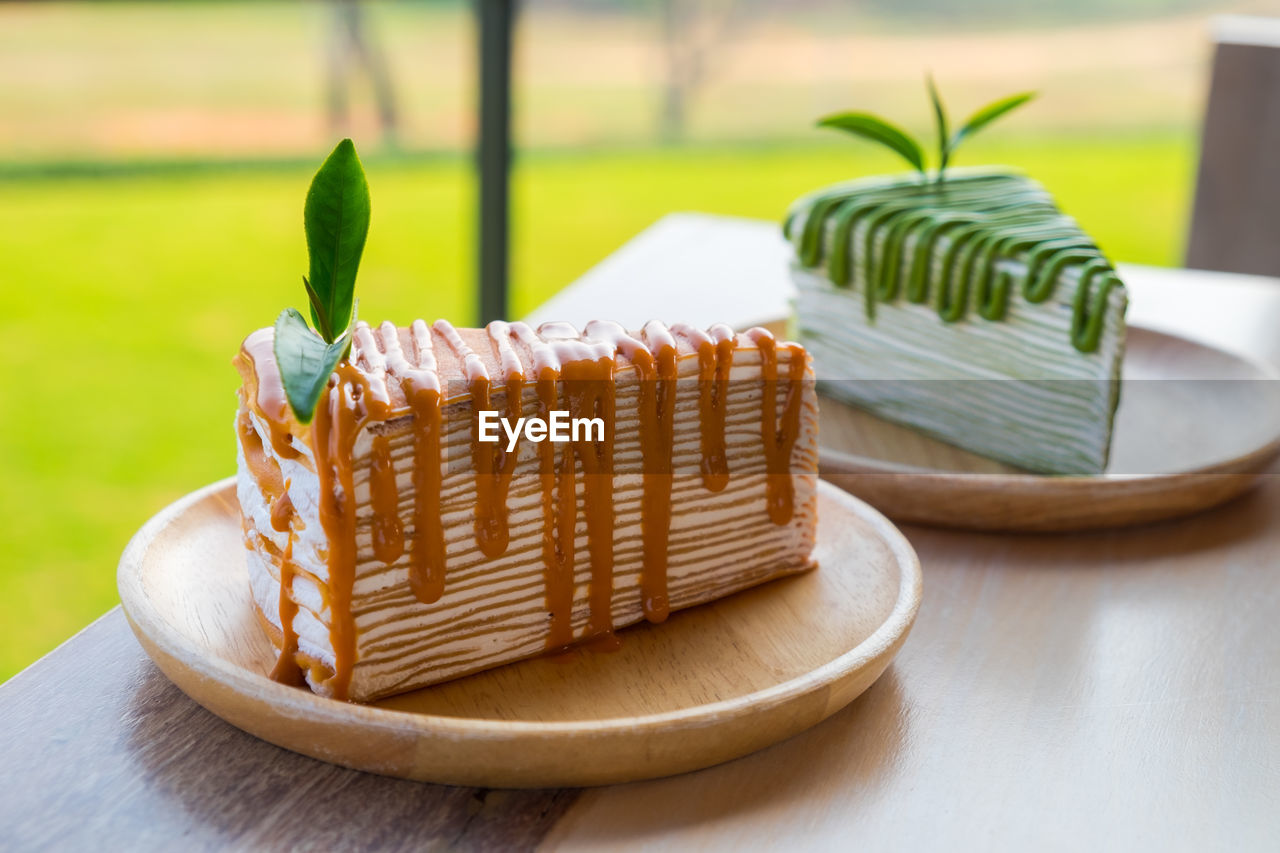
[
  {"x1": 815, "y1": 80, "x2": 1035, "y2": 182},
  {"x1": 303, "y1": 138, "x2": 370, "y2": 343},
  {"x1": 271, "y1": 138, "x2": 371, "y2": 424},
  {"x1": 926, "y1": 74, "x2": 951, "y2": 176},
  {"x1": 273, "y1": 307, "x2": 356, "y2": 426},
  {"x1": 816, "y1": 112, "x2": 926, "y2": 174},
  {"x1": 950, "y1": 91, "x2": 1036, "y2": 155}
]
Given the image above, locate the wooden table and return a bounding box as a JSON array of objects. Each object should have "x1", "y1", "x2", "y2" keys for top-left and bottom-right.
[{"x1": 3, "y1": 215, "x2": 1278, "y2": 851}]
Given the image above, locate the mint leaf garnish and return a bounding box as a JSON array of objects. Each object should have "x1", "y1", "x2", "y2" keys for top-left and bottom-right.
[
  {"x1": 273, "y1": 307, "x2": 355, "y2": 426},
  {"x1": 815, "y1": 111, "x2": 925, "y2": 175},
  {"x1": 926, "y1": 74, "x2": 951, "y2": 176},
  {"x1": 816, "y1": 80, "x2": 1035, "y2": 183},
  {"x1": 272, "y1": 138, "x2": 371, "y2": 423},
  {"x1": 304, "y1": 137, "x2": 370, "y2": 343},
  {"x1": 949, "y1": 91, "x2": 1036, "y2": 157}
]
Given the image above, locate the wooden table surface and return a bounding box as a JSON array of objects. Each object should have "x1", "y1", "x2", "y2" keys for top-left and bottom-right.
[{"x1": 4, "y1": 215, "x2": 1279, "y2": 851}]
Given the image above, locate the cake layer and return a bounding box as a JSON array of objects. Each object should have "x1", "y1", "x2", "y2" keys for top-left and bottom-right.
[
  {"x1": 235, "y1": 319, "x2": 819, "y2": 701},
  {"x1": 784, "y1": 168, "x2": 1127, "y2": 474}
]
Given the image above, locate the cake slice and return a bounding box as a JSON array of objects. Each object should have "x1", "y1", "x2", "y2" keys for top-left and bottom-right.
[
  {"x1": 785, "y1": 168, "x2": 1127, "y2": 474},
  {"x1": 234, "y1": 319, "x2": 819, "y2": 702}
]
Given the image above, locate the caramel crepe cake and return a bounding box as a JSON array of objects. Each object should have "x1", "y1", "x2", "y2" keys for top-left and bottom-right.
[{"x1": 235, "y1": 318, "x2": 819, "y2": 702}]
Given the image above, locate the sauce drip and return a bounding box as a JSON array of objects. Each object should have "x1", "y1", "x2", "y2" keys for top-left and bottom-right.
[
  {"x1": 435, "y1": 320, "x2": 527, "y2": 559},
  {"x1": 309, "y1": 364, "x2": 389, "y2": 700},
  {"x1": 233, "y1": 384, "x2": 303, "y2": 682},
  {"x1": 533, "y1": 364, "x2": 576, "y2": 649},
  {"x1": 512, "y1": 321, "x2": 620, "y2": 649},
  {"x1": 639, "y1": 337, "x2": 677, "y2": 623},
  {"x1": 369, "y1": 435, "x2": 405, "y2": 564},
  {"x1": 238, "y1": 320, "x2": 808, "y2": 699},
  {"x1": 672, "y1": 324, "x2": 735, "y2": 492},
  {"x1": 236, "y1": 330, "x2": 303, "y2": 461},
  {"x1": 588, "y1": 320, "x2": 678, "y2": 624},
  {"x1": 269, "y1": 491, "x2": 294, "y2": 533},
  {"x1": 746, "y1": 328, "x2": 808, "y2": 525},
  {"x1": 381, "y1": 321, "x2": 448, "y2": 604},
  {"x1": 561, "y1": 354, "x2": 617, "y2": 638},
  {"x1": 268, "y1": 533, "x2": 306, "y2": 687}
]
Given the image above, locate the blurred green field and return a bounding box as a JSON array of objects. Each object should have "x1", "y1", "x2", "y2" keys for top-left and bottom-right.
[{"x1": 0, "y1": 132, "x2": 1193, "y2": 678}]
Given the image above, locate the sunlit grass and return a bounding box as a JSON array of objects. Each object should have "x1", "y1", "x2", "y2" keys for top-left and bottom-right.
[{"x1": 0, "y1": 131, "x2": 1193, "y2": 677}]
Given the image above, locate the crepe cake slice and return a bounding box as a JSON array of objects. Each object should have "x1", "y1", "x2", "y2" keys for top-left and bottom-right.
[
  {"x1": 785, "y1": 167, "x2": 1128, "y2": 475},
  {"x1": 234, "y1": 318, "x2": 820, "y2": 702}
]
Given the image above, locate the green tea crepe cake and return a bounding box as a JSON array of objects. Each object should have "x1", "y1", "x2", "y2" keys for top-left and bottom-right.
[{"x1": 785, "y1": 83, "x2": 1127, "y2": 475}]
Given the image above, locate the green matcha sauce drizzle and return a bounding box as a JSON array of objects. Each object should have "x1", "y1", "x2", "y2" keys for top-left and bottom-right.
[{"x1": 783, "y1": 171, "x2": 1124, "y2": 353}]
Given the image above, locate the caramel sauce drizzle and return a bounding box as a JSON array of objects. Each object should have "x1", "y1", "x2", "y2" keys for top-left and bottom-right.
[
  {"x1": 233, "y1": 404, "x2": 303, "y2": 684},
  {"x1": 540, "y1": 367, "x2": 577, "y2": 648},
  {"x1": 269, "y1": 491, "x2": 294, "y2": 533},
  {"x1": 435, "y1": 320, "x2": 526, "y2": 560},
  {"x1": 588, "y1": 320, "x2": 678, "y2": 623},
  {"x1": 268, "y1": 534, "x2": 306, "y2": 687},
  {"x1": 487, "y1": 324, "x2": 528, "y2": 560},
  {"x1": 311, "y1": 327, "x2": 396, "y2": 699},
  {"x1": 745, "y1": 328, "x2": 808, "y2": 525},
  {"x1": 238, "y1": 319, "x2": 808, "y2": 701},
  {"x1": 354, "y1": 326, "x2": 406, "y2": 562},
  {"x1": 562, "y1": 354, "x2": 617, "y2": 639},
  {"x1": 309, "y1": 368, "x2": 367, "y2": 699},
  {"x1": 235, "y1": 329, "x2": 303, "y2": 461},
  {"x1": 671, "y1": 323, "x2": 736, "y2": 492},
  {"x1": 509, "y1": 323, "x2": 577, "y2": 649},
  {"x1": 368, "y1": 435, "x2": 405, "y2": 564},
  {"x1": 512, "y1": 322, "x2": 622, "y2": 646},
  {"x1": 381, "y1": 321, "x2": 447, "y2": 604},
  {"x1": 235, "y1": 408, "x2": 285, "y2": 503}
]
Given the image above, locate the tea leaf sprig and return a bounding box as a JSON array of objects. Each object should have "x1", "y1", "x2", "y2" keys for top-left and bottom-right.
[
  {"x1": 273, "y1": 138, "x2": 371, "y2": 424},
  {"x1": 817, "y1": 77, "x2": 1035, "y2": 183}
]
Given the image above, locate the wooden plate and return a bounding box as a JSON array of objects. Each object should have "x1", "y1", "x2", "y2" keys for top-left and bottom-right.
[
  {"x1": 117, "y1": 479, "x2": 921, "y2": 788},
  {"x1": 820, "y1": 326, "x2": 1280, "y2": 532}
]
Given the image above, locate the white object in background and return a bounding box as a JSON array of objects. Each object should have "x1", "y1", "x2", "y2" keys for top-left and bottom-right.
[
  {"x1": 1212, "y1": 14, "x2": 1280, "y2": 48},
  {"x1": 525, "y1": 213, "x2": 791, "y2": 333}
]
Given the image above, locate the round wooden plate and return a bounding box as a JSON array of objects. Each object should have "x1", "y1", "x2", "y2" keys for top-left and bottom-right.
[
  {"x1": 820, "y1": 326, "x2": 1280, "y2": 532},
  {"x1": 118, "y1": 479, "x2": 921, "y2": 788}
]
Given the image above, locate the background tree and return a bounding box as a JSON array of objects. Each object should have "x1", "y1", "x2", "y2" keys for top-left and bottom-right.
[
  {"x1": 327, "y1": 0, "x2": 401, "y2": 148},
  {"x1": 657, "y1": 0, "x2": 746, "y2": 142}
]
